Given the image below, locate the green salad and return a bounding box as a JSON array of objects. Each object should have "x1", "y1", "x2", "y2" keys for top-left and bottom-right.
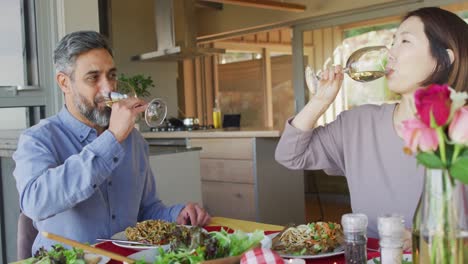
[
  {"x1": 19, "y1": 244, "x2": 99, "y2": 264},
  {"x1": 136, "y1": 227, "x2": 265, "y2": 264}
]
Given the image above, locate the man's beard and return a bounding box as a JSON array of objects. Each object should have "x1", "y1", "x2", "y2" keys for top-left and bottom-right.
[{"x1": 72, "y1": 89, "x2": 111, "y2": 127}]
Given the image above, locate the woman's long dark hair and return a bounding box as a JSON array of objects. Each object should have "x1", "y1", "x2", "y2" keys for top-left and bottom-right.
[{"x1": 404, "y1": 7, "x2": 468, "y2": 92}]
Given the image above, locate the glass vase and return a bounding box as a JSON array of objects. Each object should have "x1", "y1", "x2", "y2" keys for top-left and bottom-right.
[{"x1": 412, "y1": 168, "x2": 468, "y2": 264}]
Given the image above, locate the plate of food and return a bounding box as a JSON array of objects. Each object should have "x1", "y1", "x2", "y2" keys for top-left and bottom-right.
[
  {"x1": 111, "y1": 220, "x2": 190, "y2": 250},
  {"x1": 125, "y1": 228, "x2": 270, "y2": 263},
  {"x1": 270, "y1": 222, "x2": 344, "y2": 259},
  {"x1": 15, "y1": 244, "x2": 110, "y2": 264}
]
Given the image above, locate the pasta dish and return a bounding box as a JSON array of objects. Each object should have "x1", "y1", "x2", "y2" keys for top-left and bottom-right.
[
  {"x1": 125, "y1": 220, "x2": 189, "y2": 245},
  {"x1": 272, "y1": 222, "x2": 343, "y2": 255}
]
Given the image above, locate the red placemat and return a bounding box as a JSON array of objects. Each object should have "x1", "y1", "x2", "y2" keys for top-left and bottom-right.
[{"x1": 94, "y1": 226, "x2": 381, "y2": 264}]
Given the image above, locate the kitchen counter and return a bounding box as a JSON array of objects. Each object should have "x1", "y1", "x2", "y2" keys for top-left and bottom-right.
[
  {"x1": 149, "y1": 145, "x2": 201, "y2": 155},
  {"x1": 144, "y1": 128, "x2": 305, "y2": 225},
  {"x1": 0, "y1": 129, "x2": 202, "y2": 157},
  {"x1": 141, "y1": 128, "x2": 281, "y2": 139}
]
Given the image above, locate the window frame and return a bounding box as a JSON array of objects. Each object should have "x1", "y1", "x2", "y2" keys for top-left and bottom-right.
[{"x1": 0, "y1": 0, "x2": 62, "y2": 125}]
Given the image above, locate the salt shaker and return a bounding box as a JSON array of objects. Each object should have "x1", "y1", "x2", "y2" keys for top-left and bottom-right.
[
  {"x1": 378, "y1": 215, "x2": 404, "y2": 264},
  {"x1": 342, "y1": 213, "x2": 368, "y2": 264}
]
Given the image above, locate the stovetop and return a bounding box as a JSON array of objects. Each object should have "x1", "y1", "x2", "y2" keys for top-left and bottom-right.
[
  {"x1": 150, "y1": 125, "x2": 213, "y2": 132},
  {"x1": 149, "y1": 117, "x2": 214, "y2": 132}
]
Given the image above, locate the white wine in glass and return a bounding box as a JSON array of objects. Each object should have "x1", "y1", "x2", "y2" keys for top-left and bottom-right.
[
  {"x1": 104, "y1": 80, "x2": 167, "y2": 127},
  {"x1": 306, "y1": 45, "x2": 389, "y2": 93}
]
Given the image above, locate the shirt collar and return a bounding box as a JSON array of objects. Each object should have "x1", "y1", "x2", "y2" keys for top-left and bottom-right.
[{"x1": 58, "y1": 107, "x2": 97, "y2": 142}]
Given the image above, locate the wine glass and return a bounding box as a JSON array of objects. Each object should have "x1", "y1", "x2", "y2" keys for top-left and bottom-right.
[
  {"x1": 104, "y1": 80, "x2": 167, "y2": 127},
  {"x1": 305, "y1": 45, "x2": 389, "y2": 94}
]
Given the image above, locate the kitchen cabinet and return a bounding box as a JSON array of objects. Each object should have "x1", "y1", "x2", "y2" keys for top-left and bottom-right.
[
  {"x1": 189, "y1": 136, "x2": 305, "y2": 226},
  {"x1": 148, "y1": 147, "x2": 203, "y2": 206}
]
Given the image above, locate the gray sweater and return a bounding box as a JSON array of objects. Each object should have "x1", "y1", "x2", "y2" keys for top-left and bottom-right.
[{"x1": 275, "y1": 103, "x2": 424, "y2": 238}]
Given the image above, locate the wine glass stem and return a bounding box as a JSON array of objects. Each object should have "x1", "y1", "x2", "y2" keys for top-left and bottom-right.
[{"x1": 316, "y1": 67, "x2": 350, "y2": 80}]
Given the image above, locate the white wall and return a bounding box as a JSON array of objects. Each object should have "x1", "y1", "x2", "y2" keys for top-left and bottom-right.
[
  {"x1": 110, "y1": 0, "x2": 179, "y2": 119},
  {"x1": 60, "y1": 0, "x2": 100, "y2": 35}
]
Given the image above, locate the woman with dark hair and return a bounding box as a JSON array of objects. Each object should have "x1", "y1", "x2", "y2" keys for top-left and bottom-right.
[
  {"x1": 402, "y1": 7, "x2": 468, "y2": 92},
  {"x1": 275, "y1": 6, "x2": 468, "y2": 243}
]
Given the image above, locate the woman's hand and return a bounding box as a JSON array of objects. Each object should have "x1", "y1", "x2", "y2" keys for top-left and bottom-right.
[
  {"x1": 291, "y1": 65, "x2": 344, "y2": 130},
  {"x1": 312, "y1": 65, "x2": 344, "y2": 104}
]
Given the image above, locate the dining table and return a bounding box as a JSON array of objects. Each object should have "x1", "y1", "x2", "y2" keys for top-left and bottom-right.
[{"x1": 94, "y1": 216, "x2": 382, "y2": 264}]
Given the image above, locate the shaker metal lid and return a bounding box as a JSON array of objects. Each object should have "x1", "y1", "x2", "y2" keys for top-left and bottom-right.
[{"x1": 341, "y1": 213, "x2": 368, "y2": 232}]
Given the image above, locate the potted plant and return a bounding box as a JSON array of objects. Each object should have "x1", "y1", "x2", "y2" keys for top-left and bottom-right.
[
  {"x1": 118, "y1": 73, "x2": 154, "y2": 98},
  {"x1": 118, "y1": 73, "x2": 155, "y2": 129}
]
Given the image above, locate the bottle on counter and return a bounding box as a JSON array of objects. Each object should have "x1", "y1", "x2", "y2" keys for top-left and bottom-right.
[
  {"x1": 378, "y1": 215, "x2": 404, "y2": 264},
  {"x1": 342, "y1": 213, "x2": 368, "y2": 264},
  {"x1": 213, "y1": 99, "x2": 222, "y2": 129}
]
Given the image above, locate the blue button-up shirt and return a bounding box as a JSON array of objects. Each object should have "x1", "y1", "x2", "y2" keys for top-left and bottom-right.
[{"x1": 13, "y1": 107, "x2": 184, "y2": 253}]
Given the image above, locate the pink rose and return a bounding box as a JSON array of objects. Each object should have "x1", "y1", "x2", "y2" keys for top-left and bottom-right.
[
  {"x1": 415, "y1": 84, "x2": 451, "y2": 127},
  {"x1": 400, "y1": 118, "x2": 439, "y2": 154},
  {"x1": 449, "y1": 106, "x2": 468, "y2": 146}
]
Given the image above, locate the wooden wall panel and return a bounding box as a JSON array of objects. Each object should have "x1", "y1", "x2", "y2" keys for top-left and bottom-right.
[
  {"x1": 218, "y1": 59, "x2": 265, "y2": 127},
  {"x1": 268, "y1": 31, "x2": 280, "y2": 43},
  {"x1": 312, "y1": 29, "x2": 323, "y2": 75},
  {"x1": 181, "y1": 60, "x2": 196, "y2": 117},
  {"x1": 271, "y1": 55, "x2": 294, "y2": 130},
  {"x1": 280, "y1": 29, "x2": 290, "y2": 44},
  {"x1": 263, "y1": 48, "x2": 273, "y2": 127},
  {"x1": 204, "y1": 56, "x2": 214, "y2": 125},
  {"x1": 194, "y1": 58, "x2": 203, "y2": 121},
  {"x1": 257, "y1": 32, "x2": 268, "y2": 43}
]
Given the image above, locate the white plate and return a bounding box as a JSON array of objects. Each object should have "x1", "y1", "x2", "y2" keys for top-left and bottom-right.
[
  {"x1": 84, "y1": 253, "x2": 111, "y2": 264},
  {"x1": 367, "y1": 253, "x2": 412, "y2": 263},
  {"x1": 110, "y1": 231, "x2": 170, "y2": 251},
  {"x1": 268, "y1": 233, "x2": 344, "y2": 259},
  {"x1": 124, "y1": 232, "x2": 272, "y2": 263}
]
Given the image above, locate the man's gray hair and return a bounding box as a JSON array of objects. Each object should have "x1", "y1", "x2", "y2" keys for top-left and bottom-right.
[{"x1": 53, "y1": 31, "x2": 113, "y2": 77}]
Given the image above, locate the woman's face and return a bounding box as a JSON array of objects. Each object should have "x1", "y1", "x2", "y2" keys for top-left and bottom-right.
[{"x1": 386, "y1": 16, "x2": 437, "y2": 95}]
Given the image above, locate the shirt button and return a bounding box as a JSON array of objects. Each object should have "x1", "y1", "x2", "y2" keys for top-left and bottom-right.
[
  {"x1": 92, "y1": 184, "x2": 97, "y2": 188},
  {"x1": 108, "y1": 181, "x2": 112, "y2": 186},
  {"x1": 112, "y1": 214, "x2": 116, "y2": 220},
  {"x1": 113, "y1": 157, "x2": 118, "y2": 162}
]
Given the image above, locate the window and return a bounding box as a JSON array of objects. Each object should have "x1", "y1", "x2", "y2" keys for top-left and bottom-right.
[{"x1": 0, "y1": 1, "x2": 60, "y2": 129}]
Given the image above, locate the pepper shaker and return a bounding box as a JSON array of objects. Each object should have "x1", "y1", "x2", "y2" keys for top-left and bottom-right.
[{"x1": 342, "y1": 213, "x2": 368, "y2": 264}]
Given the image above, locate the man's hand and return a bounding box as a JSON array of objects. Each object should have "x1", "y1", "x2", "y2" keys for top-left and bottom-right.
[
  {"x1": 403, "y1": 228, "x2": 412, "y2": 251},
  {"x1": 176, "y1": 203, "x2": 211, "y2": 226},
  {"x1": 108, "y1": 97, "x2": 147, "y2": 143}
]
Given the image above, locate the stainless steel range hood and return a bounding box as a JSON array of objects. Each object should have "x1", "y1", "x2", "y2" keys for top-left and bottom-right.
[{"x1": 131, "y1": 0, "x2": 224, "y2": 61}]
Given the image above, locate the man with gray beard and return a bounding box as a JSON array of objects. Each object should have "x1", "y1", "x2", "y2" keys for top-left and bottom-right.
[{"x1": 13, "y1": 31, "x2": 210, "y2": 254}]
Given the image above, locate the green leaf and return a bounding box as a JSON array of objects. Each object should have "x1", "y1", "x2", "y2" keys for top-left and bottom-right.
[
  {"x1": 416, "y1": 152, "x2": 445, "y2": 168},
  {"x1": 461, "y1": 148, "x2": 468, "y2": 158},
  {"x1": 449, "y1": 157, "x2": 468, "y2": 184},
  {"x1": 443, "y1": 143, "x2": 455, "y2": 167},
  {"x1": 118, "y1": 73, "x2": 155, "y2": 98}
]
